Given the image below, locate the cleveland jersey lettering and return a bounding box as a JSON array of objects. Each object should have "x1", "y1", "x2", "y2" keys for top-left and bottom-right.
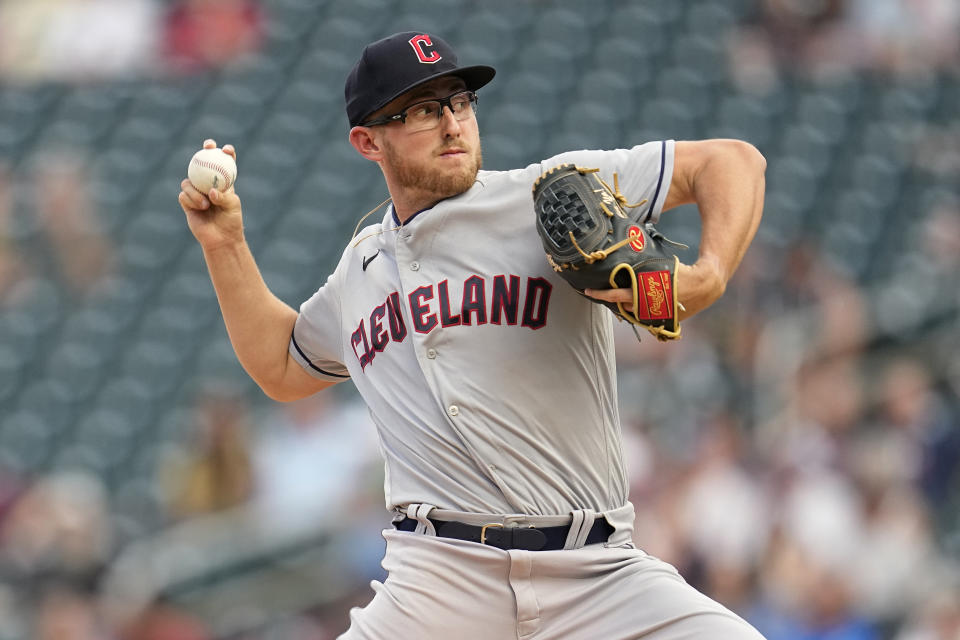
[{"x1": 351, "y1": 274, "x2": 552, "y2": 370}]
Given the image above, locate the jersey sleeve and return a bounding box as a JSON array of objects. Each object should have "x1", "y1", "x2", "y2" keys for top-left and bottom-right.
[
  {"x1": 540, "y1": 140, "x2": 675, "y2": 224},
  {"x1": 288, "y1": 261, "x2": 351, "y2": 382}
]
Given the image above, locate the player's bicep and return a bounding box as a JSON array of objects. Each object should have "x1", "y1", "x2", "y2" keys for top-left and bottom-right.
[
  {"x1": 662, "y1": 140, "x2": 705, "y2": 211},
  {"x1": 663, "y1": 139, "x2": 763, "y2": 212}
]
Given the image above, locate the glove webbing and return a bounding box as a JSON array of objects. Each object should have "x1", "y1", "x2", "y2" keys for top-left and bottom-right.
[{"x1": 565, "y1": 168, "x2": 648, "y2": 265}]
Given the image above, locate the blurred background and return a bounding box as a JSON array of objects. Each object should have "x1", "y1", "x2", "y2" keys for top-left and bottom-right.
[{"x1": 0, "y1": 0, "x2": 958, "y2": 638}]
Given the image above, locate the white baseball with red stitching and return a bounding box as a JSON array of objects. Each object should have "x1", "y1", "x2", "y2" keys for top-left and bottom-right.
[{"x1": 188, "y1": 148, "x2": 237, "y2": 193}]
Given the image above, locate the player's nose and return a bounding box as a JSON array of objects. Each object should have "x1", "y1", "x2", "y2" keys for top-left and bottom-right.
[{"x1": 438, "y1": 105, "x2": 462, "y2": 136}]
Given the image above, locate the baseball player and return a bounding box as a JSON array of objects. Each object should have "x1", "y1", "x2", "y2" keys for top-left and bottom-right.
[{"x1": 178, "y1": 32, "x2": 767, "y2": 640}]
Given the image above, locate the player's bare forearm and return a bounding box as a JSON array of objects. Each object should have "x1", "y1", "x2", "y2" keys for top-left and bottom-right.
[
  {"x1": 180, "y1": 140, "x2": 332, "y2": 401},
  {"x1": 667, "y1": 139, "x2": 766, "y2": 319},
  {"x1": 201, "y1": 240, "x2": 325, "y2": 401}
]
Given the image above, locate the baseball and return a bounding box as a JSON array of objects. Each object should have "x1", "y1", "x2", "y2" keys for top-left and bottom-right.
[{"x1": 187, "y1": 147, "x2": 237, "y2": 193}]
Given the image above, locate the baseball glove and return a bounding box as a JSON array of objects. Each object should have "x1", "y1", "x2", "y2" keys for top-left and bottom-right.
[{"x1": 532, "y1": 164, "x2": 686, "y2": 341}]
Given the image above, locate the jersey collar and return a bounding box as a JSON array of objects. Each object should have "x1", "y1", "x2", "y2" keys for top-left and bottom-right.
[{"x1": 389, "y1": 178, "x2": 484, "y2": 227}]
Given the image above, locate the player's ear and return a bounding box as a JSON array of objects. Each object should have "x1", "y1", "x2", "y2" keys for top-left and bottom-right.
[{"x1": 349, "y1": 126, "x2": 384, "y2": 162}]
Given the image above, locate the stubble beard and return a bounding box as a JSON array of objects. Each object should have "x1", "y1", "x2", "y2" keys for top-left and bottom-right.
[{"x1": 384, "y1": 138, "x2": 483, "y2": 201}]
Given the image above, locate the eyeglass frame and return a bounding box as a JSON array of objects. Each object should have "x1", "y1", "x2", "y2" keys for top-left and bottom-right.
[{"x1": 359, "y1": 90, "x2": 479, "y2": 129}]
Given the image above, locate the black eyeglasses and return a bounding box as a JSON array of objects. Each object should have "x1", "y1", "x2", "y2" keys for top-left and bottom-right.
[{"x1": 360, "y1": 90, "x2": 479, "y2": 132}]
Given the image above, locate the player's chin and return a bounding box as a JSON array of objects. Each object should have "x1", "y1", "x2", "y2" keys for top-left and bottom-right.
[
  {"x1": 436, "y1": 152, "x2": 473, "y2": 176},
  {"x1": 437, "y1": 163, "x2": 478, "y2": 192}
]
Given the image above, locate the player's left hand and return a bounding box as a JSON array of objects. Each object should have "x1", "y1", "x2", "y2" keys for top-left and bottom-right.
[
  {"x1": 583, "y1": 287, "x2": 634, "y2": 310},
  {"x1": 586, "y1": 261, "x2": 723, "y2": 322}
]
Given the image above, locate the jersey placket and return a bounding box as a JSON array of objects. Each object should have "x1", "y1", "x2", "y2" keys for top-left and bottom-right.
[
  {"x1": 393, "y1": 219, "x2": 462, "y2": 420},
  {"x1": 391, "y1": 207, "x2": 520, "y2": 502}
]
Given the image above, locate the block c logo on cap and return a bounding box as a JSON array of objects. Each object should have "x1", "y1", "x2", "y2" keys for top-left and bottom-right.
[{"x1": 409, "y1": 34, "x2": 441, "y2": 64}]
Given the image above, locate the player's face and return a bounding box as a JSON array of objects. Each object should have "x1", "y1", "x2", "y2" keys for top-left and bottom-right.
[{"x1": 377, "y1": 78, "x2": 483, "y2": 201}]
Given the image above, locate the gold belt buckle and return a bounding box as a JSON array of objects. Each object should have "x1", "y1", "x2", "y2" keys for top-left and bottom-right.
[{"x1": 480, "y1": 523, "x2": 504, "y2": 545}]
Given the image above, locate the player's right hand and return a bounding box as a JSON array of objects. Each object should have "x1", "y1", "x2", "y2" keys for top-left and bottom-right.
[{"x1": 178, "y1": 139, "x2": 245, "y2": 251}]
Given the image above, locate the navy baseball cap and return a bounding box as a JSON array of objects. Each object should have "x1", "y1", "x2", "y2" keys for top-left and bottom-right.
[{"x1": 345, "y1": 31, "x2": 496, "y2": 127}]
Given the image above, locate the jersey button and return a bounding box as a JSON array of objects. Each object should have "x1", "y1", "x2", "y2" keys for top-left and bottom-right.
[
  {"x1": 410, "y1": 261, "x2": 420, "y2": 271},
  {"x1": 426, "y1": 348, "x2": 437, "y2": 359},
  {"x1": 447, "y1": 405, "x2": 459, "y2": 417}
]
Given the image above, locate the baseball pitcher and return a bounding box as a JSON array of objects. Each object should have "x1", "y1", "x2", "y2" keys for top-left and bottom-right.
[{"x1": 178, "y1": 31, "x2": 767, "y2": 640}]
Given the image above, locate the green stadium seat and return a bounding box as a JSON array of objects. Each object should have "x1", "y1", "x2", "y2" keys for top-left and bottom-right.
[
  {"x1": 531, "y1": 8, "x2": 598, "y2": 58},
  {"x1": 589, "y1": 38, "x2": 657, "y2": 91},
  {"x1": 14, "y1": 379, "x2": 74, "y2": 438},
  {"x1": 0, "y1": 410, "x2": 54, "y2": 474},
  {"x1": 576, "y1": 69, "x2": 636, "y2": 122},
  {"x1": 455, "y1": 11, "x2": 523, "y2": 66},
  {"x1": 0, "y1": 343, "x2": 26, "y2": 406},
  {"x1": 514, "y1": 41, "x2": 579, "y2": 94}
]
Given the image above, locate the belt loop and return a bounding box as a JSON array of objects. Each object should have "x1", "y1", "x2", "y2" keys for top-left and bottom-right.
[
  {"x1": 406, "y1": 503, "x2": 437, "y2": 536},
  {"x1": 563, "y1": 509, "x2": 595, "y2": 550}
]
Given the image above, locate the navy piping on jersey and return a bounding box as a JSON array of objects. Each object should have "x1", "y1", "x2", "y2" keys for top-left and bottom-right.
[
  {"x1": 389, "y1": 180, "x2": 481, "y2": 227},
  {"x1": 291, "y1": 334, "x2": 350, "y2": 378},
  {"x1": 392, "y1": 204, "x2": 431, "y2": 227},
  {"x1": 646, "y1": 141, "x2": 667, "y2": 222}
]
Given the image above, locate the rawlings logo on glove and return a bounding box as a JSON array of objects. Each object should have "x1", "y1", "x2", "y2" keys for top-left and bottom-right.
[{"x1": 532, "y1": 164, "x2": 685, "y2": 341}]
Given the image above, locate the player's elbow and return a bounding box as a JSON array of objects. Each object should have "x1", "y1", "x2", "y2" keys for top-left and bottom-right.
[
  {"x1": 256, "y1": 376, "x2": 318, "y2": 403},
  {"x1": 718, "y1": 139, "x2": 766, "y2": 174},
  {"x1": 244, "y1": 364, "x2": 297, "y2": 403},
  {"x1": 745, "y1": 141, "x2": 767, "y2": 174},
  {"x1": 259, "y1": 382, "x2": 299, "y2": 403},
  {"x1": 255, "y1": 364, "x2": 336, "y2": 403}
]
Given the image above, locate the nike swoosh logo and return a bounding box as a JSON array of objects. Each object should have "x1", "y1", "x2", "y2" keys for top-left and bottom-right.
[{"x1": 362, "y1": 250, "x2": 380, "y2": 271}]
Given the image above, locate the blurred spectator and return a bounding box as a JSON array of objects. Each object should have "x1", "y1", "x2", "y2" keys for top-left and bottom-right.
[
  {"x1": 119, "y1": 599, "x2": 210, "y2": 640},
  {"x1": 749, "y1": 471, "x2": 880, "y2": 640},
  {"x1": 895, "y1": 587, "x2": 960, "y2": 640},
  {"x1": 728, "y1": 0, "x2": 960, "y2": 89},
  {"x1": 851, "y1": 483, "x2": 941, "y2": 632},
  {"x1": 677, "y1": 414, "x2": 770, "y2": 613},
  {"x1": 860, "y1": 358, "x2": 960, "y2": 512},
  {"x1": 918, "y1": 199, "x2": 960, "y2": 279},
  {"x1": 0, "y1": 470, "x2": 113, "y2": 585},
  {"x1": 778, "y1": 241, "x2": 868, "y2": 356},
  {"x1": 0, "y1": 0, "x2": 160, "y2": 82},
  {"x1": 30, "y1": 150, "x2": 114, "y2": 300},
  {"x1": 798, "y1": 355, "x2": 864, "y2": 450},
  {"x1": 162, "y1": 0, "x2": 265, "y2": 74},
  {"x1": 845, "y1": 0, "x2": 960, "y2": 74},
  {"x1": 756, "y1": 0, "x2": 847, "y2": 67},
  {"x1": 34, "y1": 581, "x2": 112, "y2": 640},
  {"x1": 0, "y1": 463, "x2": 23, "y2": 532},
  {"x1": 0, "y1": 150, "x2": 113, "y2": 307},
  {"x1": 251, "y1": 392, "x2": 381, "y2": 536},
  {"x1": 727, "y1": 0, "x2": 848, "y2": 91},
  {"x1": 0, "y1": 161, "x2": 30, "y2": 307},
  {"x1": 913, "y1": 129, "x2": 960, "y2": 180},
  {"x1": 160, "y1": 388, "x2": 255, "y2": 520}
]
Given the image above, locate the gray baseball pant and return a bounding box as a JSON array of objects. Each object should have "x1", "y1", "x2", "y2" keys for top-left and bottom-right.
[{"x1": 339, "y1": 528, "x2": 766, "y2": 639}]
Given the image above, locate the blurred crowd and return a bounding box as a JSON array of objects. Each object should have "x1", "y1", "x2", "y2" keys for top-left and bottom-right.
[
  {"x1": 614, "y1": 258, "x2": 960, "y2": 640},
  {"x1": 0, "y1": 385, "x2": 386, "y2": 639},
  {"x1": 0, "y1": 0, "x2": 264, "y2": 82},
  {"x1": 0, "y1": 0, "x2": 958, "y2": 639},
  {"x1": 729, "y1": 0, "x2": 959, "y2": 93}
]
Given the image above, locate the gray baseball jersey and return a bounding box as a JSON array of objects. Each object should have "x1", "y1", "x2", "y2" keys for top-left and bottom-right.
[
  {"x1": 289, "y1": 140, "x2": 767, "y2": 640},
  {"x1": 289, "y1": 140, "x2": 673, "y2": 516}
]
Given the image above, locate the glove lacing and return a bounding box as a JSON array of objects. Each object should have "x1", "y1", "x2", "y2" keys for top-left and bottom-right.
[{"x1": 567, "y1": 169, "x2": 648, "y2": 264}]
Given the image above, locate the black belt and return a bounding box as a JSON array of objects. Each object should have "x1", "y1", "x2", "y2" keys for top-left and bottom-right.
[{"x1": 394, "y1": 516, "x2": 614, "y2": 551}]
